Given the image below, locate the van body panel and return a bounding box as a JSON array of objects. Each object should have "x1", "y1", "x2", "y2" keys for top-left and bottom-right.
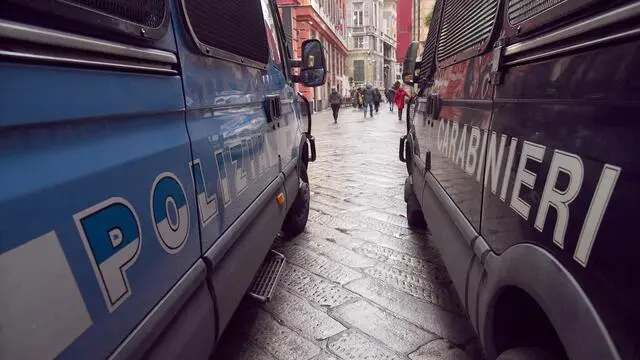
[
  {"x1": 1, "y1": 0, "x2": 315, "y2": 357},
  {"x1": 405, "y1": 1, "x2": 638, "y2": 358},
  {"x1": 0, "y1": 59, "x2": 200, "y2": 360},
  {"x1": 485, "y1": 39, "x2": 640, "y2": 360},
  {"x1": 209, "y1": 176, "x2": 286, "y2": 335},
  {"x1": 143, "y1": 282, "x2": 216, "y2": 360},
  {"x1": 427, "y1": 53, "x2": 494, "y2": 232}
]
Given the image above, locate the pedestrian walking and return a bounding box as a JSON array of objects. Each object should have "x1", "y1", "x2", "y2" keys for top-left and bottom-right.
[
  {"x1": 386, "y1": 88, "x2": 396, "y2": 112},
  {"x1": 363, "y1": 84, "x2": 374, "y2": 118},
  {"x1": 394, "y1": 84, "x2": 410, "y2": 121},
  {"x1": 373, "y1": 88, "x2": 382, "y2": 114},
  {"x1": 350, "y1": 89, "x2": 357, "y2": 109},
  {"x1": 329, "y1": 88, "x2": 342, "y2": 123}
]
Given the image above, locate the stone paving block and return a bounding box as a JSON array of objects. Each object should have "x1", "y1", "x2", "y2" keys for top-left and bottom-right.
[
  {"x1": 300, "y1": 221, "x2": 364, "y2": 249},
  {"x1": 343, "y1": 212, "x2": 411, "y2": 237},
  {"x1": 384, "y1": 252, "x2": 450, "y2": 283},
  {"x1": 246, "y1": 309, "x2": 320, "y2": 360},
  {"x1": 327, "y1": 329, "x2": 403, "y2": 360},
  {"x1": 353, "y1": 238, "x2": 442, "y2": 264},
  {"x1": 308, "y1": 211, "x2": 361, "y2": 232},
  {"x1": 279, "y1": 245, "x2": 362, "y2": 284},
  {"x1": 409, "y1": 339, "x2": 473, "y2": 360},
  {"x1": 264, "y1": 288, "x2": 346, "y2": 340},
  {"x1": 330, "y1": 300, "x2": 437, "y2": 353},
  {"x1": 354, "y1": 241, "x2": 396, "y2": 261},
  {"x1": 364, "y1": 263, "x2": 463, "y2": 313},
  {"x1": 313, "y1": 193, "x2": 367, "y2": 212},
  {"x1": 345, "y1": 278, "x2": 474, "y2": 344},
  {"x1": 310, "y1": 352, "x2": 339, "y2": 360},
  {"x1": 311, "y1": 185, "x2": 354, "y2": 201},
  {"x1": 311, "y1": 200, "x2": 347, "y2": 216},
  {"x1": 361, "y1": 209, "x2": 410, "y2": 227},
  {"x1": 353, "y1": 231, "x2": 441, "y2": 261},
  {"x1": 297, "y1": 236, "x2": 378, "y2": 268},
  {"x1": 358, "y1": 174, "x2": 403, "y2": 186},
  {"x1": 344, "y1": 196, "x2": 392, "y2": 210},
  {"x1": 279, "y1": 264, "x2": 358, "y2": 308}
]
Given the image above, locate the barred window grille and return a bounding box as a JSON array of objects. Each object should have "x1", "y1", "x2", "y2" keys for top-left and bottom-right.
[
  {"x1": 4, "y1": 0, "x2": 169, "y2": 39},
  {"x1": 508, "y1": 0, "x2": 566, "y2": 25},
  {"x1": 437, "y1": 0, "x2": 499, "y2": 62},
  {"x1": 418, "y1": 0, "x2": 444, "y2": 88},
  {"x1": 183, "y1": 0, "x2": 270, "y2": 65},
  {"x1": 65, "y1": 0, "x2": 166, "y2": 28}
]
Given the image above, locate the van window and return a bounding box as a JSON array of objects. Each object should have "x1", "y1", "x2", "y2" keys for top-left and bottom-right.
[
  {"x1": 181, "y1": 0, "x2": 270, "y2": 67},
  {"x1": 437, "y1": 0, "x2": 499, "y2": 63},
  {"x1": 418, "y1": 0, "x2": 444, "y2": 89}
]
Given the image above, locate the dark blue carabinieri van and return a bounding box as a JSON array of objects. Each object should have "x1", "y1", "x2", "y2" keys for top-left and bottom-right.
[
  {"x1": 400, "y1": 1, "x2": 640, "y2": 359},
  {"x1": 0, "y1": 0, "x2": 325, "y2": 358}
]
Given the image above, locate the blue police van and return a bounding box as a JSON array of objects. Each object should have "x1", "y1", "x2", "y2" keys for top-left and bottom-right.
[
  {"x1": 0, "y1": 0, "x2": 325, "y2": 358},
  {"x1": 400, "y1": 0, "x2": 639, "y2": 359}
]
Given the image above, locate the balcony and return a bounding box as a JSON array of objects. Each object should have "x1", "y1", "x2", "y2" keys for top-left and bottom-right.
[
  {"x1": 380, "y1": 32, "x2": 396, "y2": 46},
  {"x1": 349, "y1": 25, "x2": 377, "y2": 35}
]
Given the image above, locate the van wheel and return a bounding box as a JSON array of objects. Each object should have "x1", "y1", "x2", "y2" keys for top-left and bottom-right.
[
  {"x1": 497, "y1": 347, "x2": 554, "y2": 360},
  {"x1": 282, "y1": 177, "x2": 310, "y2": 237},
  {"x1": 407, "y1": 189, "x2": 426, "y2": 229}
]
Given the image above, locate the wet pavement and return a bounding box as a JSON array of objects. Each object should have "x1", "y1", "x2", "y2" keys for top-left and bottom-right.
[{"x1": 212, "y1": 104, "x2": 483, "y2": 360}]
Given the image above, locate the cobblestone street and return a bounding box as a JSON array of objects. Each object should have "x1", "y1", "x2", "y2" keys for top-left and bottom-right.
[{"x1": 212, "y1": 104, "x2": 483, "y2": 360}]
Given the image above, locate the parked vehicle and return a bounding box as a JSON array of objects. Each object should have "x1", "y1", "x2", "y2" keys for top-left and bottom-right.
[
  {"x1": 0, "y1": 0, "x2": 325, "y2": 358},
  {"x1": 399, "y1": 1, "x2": 639, "y2": 359}
]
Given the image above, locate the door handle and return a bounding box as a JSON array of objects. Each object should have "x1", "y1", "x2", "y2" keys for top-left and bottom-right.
[
  {"x1": 264, "y1": 95, "x2": 281, "y2": 123},
  {"x1": 399, "y1": 135, "x2": 407, "y2": 163},
  {"x1": 427, "y1": 93, "x2": 441, "y2": 119}
]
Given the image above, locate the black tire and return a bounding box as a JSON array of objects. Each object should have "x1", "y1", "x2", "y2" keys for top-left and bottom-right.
[
  {"x1": 407, "y1": 190, "x2": 426, "y2": 229},
  {"x1": 497, "y1": 347, "x2": 555, "y2": 360},
  {"x1": 281, "y1": 176, "x2": 311, "y2": 237}
]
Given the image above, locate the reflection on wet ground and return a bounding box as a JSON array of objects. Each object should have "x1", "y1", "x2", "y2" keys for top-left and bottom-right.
[{"x1": 212, "y1": 106, "x2": 484, "y2": 360}]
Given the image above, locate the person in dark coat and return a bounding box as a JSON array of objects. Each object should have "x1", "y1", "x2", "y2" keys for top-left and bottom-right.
[
  {"x1": 362, "y1": 84, "x2": 375, "y2": 118},
  {"x1": 394, "y1": 86, "x2": 410, "y2": 121},
  {"x1": 373, "y1": 88, "x2": 382, "y2": 114},
  {"x1": 386, "y1": 88, "x2": 396, "y2": 111},
  {"x1": 329, "y1": 88, "x2": 342, "y2": 123}
]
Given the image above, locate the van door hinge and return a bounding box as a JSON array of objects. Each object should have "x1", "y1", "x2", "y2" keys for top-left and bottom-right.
[{"x1": 490, "y1": 39, "x2": 506, "y2": 86}]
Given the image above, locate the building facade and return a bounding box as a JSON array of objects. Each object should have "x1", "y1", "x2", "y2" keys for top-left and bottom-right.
[
  {"x1": 382, "y1": 0, "x2": 398, "y2": 88},
  {"x1": 395, "y1": 0, "x2": 412, "y2": 76},
  {"x1": 278, "y1": 0, "x2": 349, "y2": 110},
  {"x1": 412, "y1": 0, "x2": 435, "y2": 56},
  {"x1": 346, "y1": 0, "x2": 396, "y2": 90},
  {"x1": 395, "y1": 0, "x2": 434, "y2": 83}
]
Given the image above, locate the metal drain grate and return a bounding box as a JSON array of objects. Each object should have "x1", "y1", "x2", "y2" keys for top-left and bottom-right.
[{"x1": 247, "y1": 250, "x2": 286, "y2": 302}]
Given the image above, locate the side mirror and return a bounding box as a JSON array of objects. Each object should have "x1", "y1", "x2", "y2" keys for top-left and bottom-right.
[
  {"x1": 402, "y1": 41, "x2": 420, "y2": 85},
  {"x1": 300, "y1": 39, "x2": 326, "y2": 87}
]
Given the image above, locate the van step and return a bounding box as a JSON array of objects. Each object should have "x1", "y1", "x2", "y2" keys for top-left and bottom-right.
[{"x1": 247, "y1": 250, "x2": 286, "y2": 303}]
